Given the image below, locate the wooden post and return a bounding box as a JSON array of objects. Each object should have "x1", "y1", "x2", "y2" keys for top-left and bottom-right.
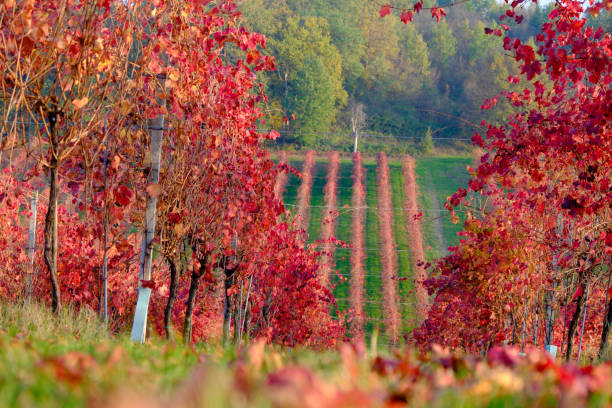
[
  {"x1": 25, "y1": 191, "x2": 38, "y2": 303},
  {"x1": 130, "y1": 112, "x2": 164, "y2": 343}
]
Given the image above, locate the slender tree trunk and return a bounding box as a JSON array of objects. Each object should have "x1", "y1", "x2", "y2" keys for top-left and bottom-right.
[
  {"x1": 598, "y1": 296, "x2": 611, "y2": 360},
  {"x1": 565, "y1": 283, "x2": 585, "y2": 362},
  {"x1": 183, "y1": 257, "x2": 206, "y2": 345},
  {"x1": 44, "y1": 124, "x2": 60, "y2": 313},
  {"x1": 164, "y1": 256, "x2": 181, "y2": 340},
  {"x1": 222, "y1": 265, "x2": 236, "y2": 346},
  {"x1": 545, "y1": 286, "x2": 556, "y2": 346}
]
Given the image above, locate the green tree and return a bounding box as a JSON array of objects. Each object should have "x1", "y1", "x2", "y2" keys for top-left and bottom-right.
[
  {"x1": 421, "y1": 126, "x2": 434, "y2": 154},
  {"x1": 286, "y1": 57, "x2": 336, "y2": 145},
  {"x1": 428, "y1": 20, "x2": 456, "y2": 69}
]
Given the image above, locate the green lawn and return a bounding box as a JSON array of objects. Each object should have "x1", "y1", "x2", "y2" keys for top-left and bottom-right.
[{"x1": 414, "y1": 156, "x2": 471, "y2": 260}]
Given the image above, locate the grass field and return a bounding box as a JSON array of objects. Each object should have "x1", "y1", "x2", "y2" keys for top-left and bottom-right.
[
  {"x1": 2, "y1": 302, "x2": 609, "y2": 408},
  {"x1": 276, "y1": 152, "x2": 472, "y2": 344}
]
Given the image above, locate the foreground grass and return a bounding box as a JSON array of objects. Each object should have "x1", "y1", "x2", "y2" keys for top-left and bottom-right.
[{"x1": 1, "y1": 302, "x2": 611, "y2": 407}]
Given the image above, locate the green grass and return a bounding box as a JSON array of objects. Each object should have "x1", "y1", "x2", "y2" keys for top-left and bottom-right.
[
  {"x1": 330, "y1": 159, "x2": 354, "y2": 319},
  {"x1": 414, "y1": 156, "x2": 471, "y2": 260},
  {"x1": 282, "y1": 158, "x2": 304, "y2": 208},
  {"x1": 363, "y1": 162, "x2": 385, "y2": 344},
  {"x1": 1, "y1": 302, "x2": 608, "y2": 407},
  {"x1": 306, "y1": 160, "x2": 328, "y2": 243},
  {"x1": 0, "y1": 302, "x2": 201, "y2": 408},
  {"x1": 388, "y1": 162, "x2": 417, "y2": 332}
]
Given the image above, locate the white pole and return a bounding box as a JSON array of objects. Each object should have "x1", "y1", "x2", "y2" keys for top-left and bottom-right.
[
  {"x1": 130, "y1": 112, "x2": 164, "y2": 343},
  {"x1": 101, "y1": 115, "x2": 109, "y2": 327},
  {"x1": 26, "y1": 191, "x2": 38, "y2": 303}
]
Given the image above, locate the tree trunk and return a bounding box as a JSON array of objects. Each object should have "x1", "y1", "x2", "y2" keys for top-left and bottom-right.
[
  {"x1": 44, "y1": 123, "x2": 60, "y2": 313},
  {"x1": 545, "y1": 286, "x2": 556, "y2": 346},
  {"x1": 598, "y1": 296, "x2": 612, "y2": 360},
  {"x1": 222, "y1": 265, "x2": 236, "y2": 346},
  {"x1": 565, "y1": 283, "x2": 585, "y2": 362},
  {"x1": 183, "y1": 257, "x2": 205, "y2": 345},
  {"x1": 164, "y1": 256, "x2": 181, "y2": 340}
]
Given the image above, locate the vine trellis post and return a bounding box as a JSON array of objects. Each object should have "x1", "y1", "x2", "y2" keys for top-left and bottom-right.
[
  {"x1": 26, "y1": 191, "x2": 38, "y2": 303},
  {"x1": 130, "y1": 109, "x2": 164, "y2": 343},
  {"x1": 101, "y1": 115, "x2": 109, "y2": 328}
]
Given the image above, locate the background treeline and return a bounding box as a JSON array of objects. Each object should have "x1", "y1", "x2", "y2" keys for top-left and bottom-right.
[{"x1": 238, "y1": 0, "x2": 610, "y2": 154}]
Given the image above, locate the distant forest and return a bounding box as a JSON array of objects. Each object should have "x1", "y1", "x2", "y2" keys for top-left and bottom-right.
[{"x1": 236, "y1": 0, "x2": 611, "y2": 153}]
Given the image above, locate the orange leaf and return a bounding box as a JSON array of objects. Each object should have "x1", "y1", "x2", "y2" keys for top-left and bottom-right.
[
  {"x1": 72, "y1": 97, "x2": 89, "y2": 110},
  {"x1": 146, "y1": 183, "x2": 161, "y2": 198}
]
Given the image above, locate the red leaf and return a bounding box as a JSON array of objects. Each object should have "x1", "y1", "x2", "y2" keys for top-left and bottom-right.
[
  {"x1": 401, "y1": 10, "x2": 414, "y2": 24},
  {"x1": 141, "y1": 279, "x2": 158, "y2": 290},
  {"x1": 379, "y1": 4, "x2": 391, "y2": 17},
  {"x1": 114, "y1": 185, "x2": 132, "y2": 206},
  {"x1": 413, "y1": 1, "x2": 423, "y2": 13},
  {"x1": 571, "y1": 286, "x2": 583, "y2": 301},
  {"x1": 430, "y1": 7, "x2": 446, "y2": 22}
]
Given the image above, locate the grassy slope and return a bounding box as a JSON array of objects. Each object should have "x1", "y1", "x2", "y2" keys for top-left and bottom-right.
[{"x1": 414, "y1": 156, "x2": 471, "y2": 261}]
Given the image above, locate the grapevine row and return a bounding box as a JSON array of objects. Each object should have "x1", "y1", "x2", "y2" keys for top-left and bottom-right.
[
  {"x1": 377, "y1": 152, "x2": 400, "y2": 343},
  {"x1": 402, "y1": 155, "x2": 428, "y2": 319},
  {"x1": 296, "y1": 150, "x2": 315, "y2": 231},
  {"x1": 319, "y1": 151, "x2": 339, "y2": 287},
  {"x1": 350, "y1": 153, "x2": 366, "y2": 339},
  {"x1": 274, "y1": 151, "x2": 289, "y2": 200}
]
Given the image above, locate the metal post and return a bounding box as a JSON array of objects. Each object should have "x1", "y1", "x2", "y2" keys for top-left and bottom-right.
[
  {"x1": 534, "y1": 292, "x2": 539, "y2": 346},
  {"x1": 101, "y1": 116, "x2": 109, "y2": 327},
  {"x1": 522, "y1": 291, "x2": 527, "y2": 353},
  {"x1": 25, "y1": 191, "x2": 38, "y2": 303},
  {"x1": 130, "y1": 113, "x2": 164, "y2": 343}
]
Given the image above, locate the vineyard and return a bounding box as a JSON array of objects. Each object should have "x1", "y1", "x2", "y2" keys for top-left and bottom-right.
[
  {"x1": 275, "y1": 151, "x2": 472, "y2": 345},
  {"x1": 1, "y1": 0, "x2": 611, "y2": 406}
]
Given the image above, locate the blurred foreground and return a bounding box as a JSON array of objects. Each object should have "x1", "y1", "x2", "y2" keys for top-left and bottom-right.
[{"x1": 0, "y1": 302, "x2": 610, "y2": 408}]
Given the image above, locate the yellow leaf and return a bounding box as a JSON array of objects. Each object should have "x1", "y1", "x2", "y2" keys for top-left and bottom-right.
[{"x1": 72, "y1": 97, "x2": 88, "y2": 110}]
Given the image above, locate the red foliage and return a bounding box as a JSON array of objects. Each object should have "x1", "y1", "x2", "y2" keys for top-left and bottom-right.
[
  {"x1": 377, "y1": 153, "x2": 400, "y2": 343},
  {"x1": 0, "y1": 0, "x2": 342, "y2": 348},
  {"x1": 350, "y1": 153, "x2": 366, "y2": 340},
  {"x1": 411, "y1": 0, "x2": 611, "y2": 359}
]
